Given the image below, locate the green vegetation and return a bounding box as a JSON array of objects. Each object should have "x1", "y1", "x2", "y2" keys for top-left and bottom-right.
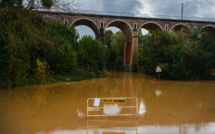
[
  {"x1": 0, "y1": 7, "x2": 109, "y2": 89},
  {"x1": 105, "y1": 30, "x2": 125, "y2": 70},
  {"x1": 0, "y1": 0, "x2": 54, "y2": 9},
  {"x1": 138, "y1": 27, "x2": 215, "y2": 80},
  {"x1": 1, "y1": 0, "x2": 214, "y2": 89}
]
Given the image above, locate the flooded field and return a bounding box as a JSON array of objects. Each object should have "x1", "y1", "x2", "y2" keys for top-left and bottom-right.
[{"x1": 0, "y1": 71, "x2": 215, "y2": 134}]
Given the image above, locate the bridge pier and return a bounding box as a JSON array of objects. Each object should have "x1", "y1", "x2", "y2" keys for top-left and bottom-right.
[
  {"x1": 98, "y1": 28, "x2": 105, "y2": 46},
  {"x1": 124, "y1": 36, "x2": 139, "y2": 72}
]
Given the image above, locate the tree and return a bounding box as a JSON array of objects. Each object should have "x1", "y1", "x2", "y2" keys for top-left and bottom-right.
[
  {"x1": 138, "y1": 30, "x2": 146, "y2": 47},
  {"x1": 138, "y1": 29, "x2": 215, "y2": 80},
  {"x1": 27, "y1": 0, "x2": 53, "y2": 9},
  {"x1": 78, "y1": 36, "x2": 105, "y2": 71},
  {"x1": 111, "y1": 31, "x2": 125, "y2": 57},
  {"x1": 0, "y1": 0, "x2": 53, "y2": 9},
  {"x1": 105, "y1": 31, "x2": 125, "y2": 70},
  {"x1": 105, "y1": 30, "x2": 114, "y2": 48},
  {"x1": 0, "y1": 0, "x2": 22, "y2": 8},
  {"x1": 0, "y1": 0, "x2": 80, "y2": 11}
]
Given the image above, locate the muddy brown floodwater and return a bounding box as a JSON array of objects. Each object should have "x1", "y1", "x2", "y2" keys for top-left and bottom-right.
[{"x1": 0, "y1": 71, "x2": 215, "y2": 134}]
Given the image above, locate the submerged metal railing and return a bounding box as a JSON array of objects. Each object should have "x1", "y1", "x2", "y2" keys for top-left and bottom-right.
[{"x1": 87, "y1": 97, "x2": 138, "y2": 118}]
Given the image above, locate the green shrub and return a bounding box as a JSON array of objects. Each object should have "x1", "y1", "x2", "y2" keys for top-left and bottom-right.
[
  {"x1": 47, "y1": 44, "x2": 77, "y2": 74},
  {"x1": 104, "y1": 31, "x2": 125, "y2": 70},
  {"x1": 138, "y1": 28, "x2": 215, "y2": 80},
  {"x1": 45, "y1": 22, "x2": 78, "y2": 74},
  {"x1": 0, "y1": 8, "x2": 47, "y2": 87},
  {"x1": 114, "y1": 56, "x2": 124, "y2": 70},
  {"x1": 78, "y1": 36, "x2": 105, "y2": 72}
]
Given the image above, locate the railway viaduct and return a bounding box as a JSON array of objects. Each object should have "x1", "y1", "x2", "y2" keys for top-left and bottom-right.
[{"x1": 39, "y1": 11, "x2": 215, "y2": 72}]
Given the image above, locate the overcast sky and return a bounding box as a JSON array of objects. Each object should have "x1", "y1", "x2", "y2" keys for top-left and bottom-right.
[
  {"x1": 69, "y1": 0, "x2": 215, "y2": 37},
  {"x1": 75, "y1": 0, "x2": 215, "y2": 18}
]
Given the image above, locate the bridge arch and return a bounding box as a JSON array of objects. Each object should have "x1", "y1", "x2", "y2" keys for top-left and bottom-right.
[
  {"x1": 105, "y1": 20, "x2": 133, "y2": 38},
  {"x1": 170, "y1": 23, "x2": 192, "y2": 32},
  {"x1": 105, "y1": 20, "x2": 135, "y2": 71},
  {"x1": 138, "y1": 22, "x2": 163, "y2": 32},
  {"x1": 201, "y1": 25, "x2": 215, "y2": 38},
  {"x1": 70, "y1": 18, "x2": 99, "y2": 38}
]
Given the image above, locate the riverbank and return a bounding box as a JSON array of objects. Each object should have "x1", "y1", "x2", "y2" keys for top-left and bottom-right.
[
  {"x1": 46, "y1": 69, "x2": 111, "y2": 84},
  {"x1": 0, "y1": 69, "x2": 111, "y2": 89}
]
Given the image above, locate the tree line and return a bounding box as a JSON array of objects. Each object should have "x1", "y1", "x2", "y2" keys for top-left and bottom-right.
[
  {"x1": 138, "y1": 27, "x2": 215, "y2": 80},
  {"x1": 0, "y1": 3, "x2": 109, "y2": 88},
  {"x1": 104, "y1": 26, "x2": 215, "y2": 80}
]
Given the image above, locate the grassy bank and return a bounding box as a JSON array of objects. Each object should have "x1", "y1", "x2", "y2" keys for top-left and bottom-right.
[{"x1": 19, "y1": 69, "x2": 111, "y2": 87}]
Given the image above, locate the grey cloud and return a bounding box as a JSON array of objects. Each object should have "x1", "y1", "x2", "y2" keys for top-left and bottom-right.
[
  {"x1": 78, "y1": 0, "x2": 138, "y2": 13},
  {"x1": 136, "y1": 0, "x2": 214, "y2": 18},
  {"x1": 74, "y1": 0, "x2": 215, "y2": 19},
  {"x1": 71, "y1": 0, "x2": 215, "y2": 37}
]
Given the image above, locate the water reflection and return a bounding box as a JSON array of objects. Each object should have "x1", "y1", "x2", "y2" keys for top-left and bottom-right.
[
  {"x1": 123, "y1": 73, "x2": 133, "y2": 97},
  {"x1": 33, "y1": 85, "x2": 54, "y2": 107},
  {"x1": 155, "y1": 81, "x2": 162, "y2": 98},
  {"x1": 103, "y1": 104, "x2": 121, "y2": 115},
  {"x1": 155, "y1": 90, "x2": 162, "y2": 97},
  {"x1": 139, "y1": 99, "x2": 146, "y2": 117},
  {"x1": 77, "y1": 108, "x2": 85, "y2": 118},
  {"x1": 87, "y1": 119, "x2": 138, "y2": 134},
  {"x1": 36, "y1": 122, "x2": 215, "y2": 134},
  {"x1": 0, "y1": 71, "x2": 215, "y2": 134}
]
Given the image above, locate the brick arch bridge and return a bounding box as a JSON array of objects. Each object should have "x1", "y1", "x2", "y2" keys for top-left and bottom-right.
[{"x1": 39, "y1": 11, "x2": 215, "y2": 72}]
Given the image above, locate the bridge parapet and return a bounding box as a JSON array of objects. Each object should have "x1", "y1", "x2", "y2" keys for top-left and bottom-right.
[{"x1": 39, "y1": 9, "x2": 215, "y2": 23}]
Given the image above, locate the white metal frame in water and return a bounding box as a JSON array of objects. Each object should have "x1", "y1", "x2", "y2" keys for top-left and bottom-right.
[{"x1": 87, "y1": 97, "x2": 138, "y2": 118}]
